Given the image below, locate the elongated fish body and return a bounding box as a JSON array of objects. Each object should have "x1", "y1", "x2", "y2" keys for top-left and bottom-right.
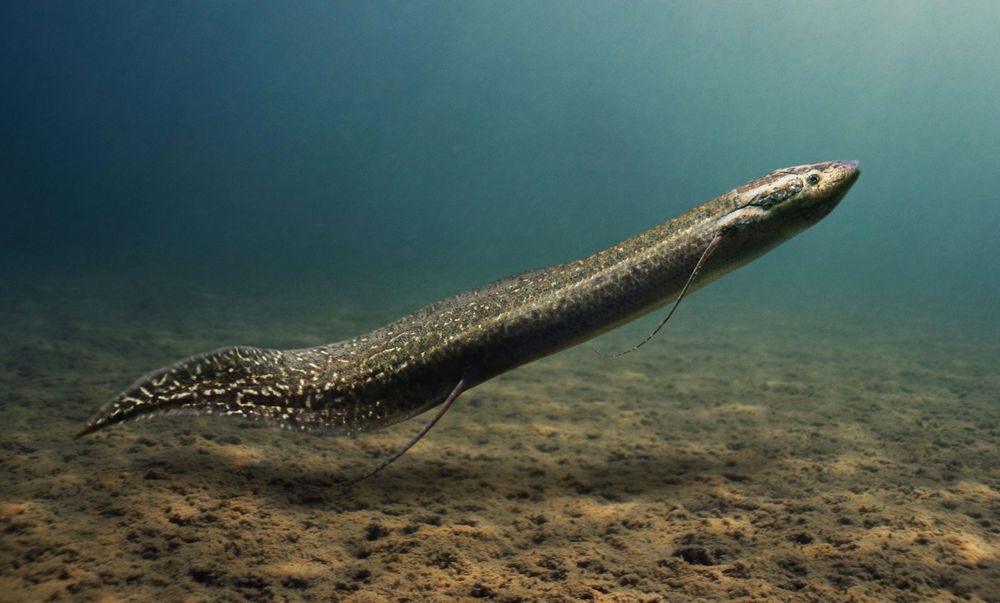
[{"x1": 79, "y1": 161, "x2": 860, "y2": 439}]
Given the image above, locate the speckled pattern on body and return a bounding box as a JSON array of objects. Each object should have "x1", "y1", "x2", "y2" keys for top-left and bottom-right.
[{"x1": 78, "y1": 162, "x2": 860, "y2": 454}]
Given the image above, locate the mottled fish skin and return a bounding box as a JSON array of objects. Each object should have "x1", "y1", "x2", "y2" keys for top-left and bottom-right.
[{"x1": 77, "y1": 161, "x2": 860, "y2": 438}]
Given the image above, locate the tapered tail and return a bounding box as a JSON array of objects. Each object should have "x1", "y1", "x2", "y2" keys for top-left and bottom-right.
[{"x1": 76, "y1": 346, "x2": 344, "y2": 438}]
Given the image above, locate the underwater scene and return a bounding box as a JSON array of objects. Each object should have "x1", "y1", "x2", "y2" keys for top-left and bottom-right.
[{"x1": 1, "y1": 2, "x2": 998, "y2": 601}]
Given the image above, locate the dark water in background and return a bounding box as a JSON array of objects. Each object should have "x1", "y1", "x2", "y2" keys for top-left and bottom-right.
[
  {"x1": 2, "y1": 0, "x2": 998, "y2": 335},
  {"x1": 3, "y1": 4, "x2": 1000, "y2": 600}
]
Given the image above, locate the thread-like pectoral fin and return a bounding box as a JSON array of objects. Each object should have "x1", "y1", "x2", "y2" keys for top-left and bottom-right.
[
  {"x1": 339, "y1": 377, "x2": 468, "y2": 486},
  {"x1": 75, "y1": 346, "x2": 286, "y2": 438},
  {"x1": 596, "y1": 232, "x2": 724, "y2": 357}
]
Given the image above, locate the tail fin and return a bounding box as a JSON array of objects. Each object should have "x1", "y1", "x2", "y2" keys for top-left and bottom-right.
[{"x1": 76, "y1": 345, "x2": 327, "y2": 438}]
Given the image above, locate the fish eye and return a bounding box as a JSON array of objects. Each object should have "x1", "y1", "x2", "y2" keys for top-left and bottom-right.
[{"x1": 806, "y1": 173, "x2": 821, "y2": 185}]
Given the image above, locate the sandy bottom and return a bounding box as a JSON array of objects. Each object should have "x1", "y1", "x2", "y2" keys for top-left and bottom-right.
[{"x1": 1, "y1": 278, "x2": 998, "y2": 602}]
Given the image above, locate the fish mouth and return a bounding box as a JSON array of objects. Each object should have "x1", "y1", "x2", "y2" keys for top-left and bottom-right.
[
  {"x1": 811, "y1": 160, "x2": 860, "y2": 206},
  {"x1": 834, "y1": 159, "x2": 861, "y2": 185},
  {"x1": 804, "y1": 160, "x2": 860, "y2": 220}
]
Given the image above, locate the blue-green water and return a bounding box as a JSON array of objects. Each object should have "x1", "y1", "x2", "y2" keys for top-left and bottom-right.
[
  {"x1": 4, "y1": 1, "x2": 998, "y2": 327},
  {"x1": 2, "y1": 2, "x2": 998, "y2": 601}
]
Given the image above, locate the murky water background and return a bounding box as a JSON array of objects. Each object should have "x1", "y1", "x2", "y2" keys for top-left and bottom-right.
[{"x1": 2, "y1": 2, "x2": 998, "y2": 600}]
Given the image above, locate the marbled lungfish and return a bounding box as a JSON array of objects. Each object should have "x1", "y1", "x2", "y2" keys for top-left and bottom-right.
[{"x1": 78, "y1": 160, "x2": 861, "y2": 482}]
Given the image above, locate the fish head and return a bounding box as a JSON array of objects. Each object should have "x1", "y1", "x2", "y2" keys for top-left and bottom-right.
[{"x1": 717, "y1": 160, "x2": 860, "y2": 238}]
